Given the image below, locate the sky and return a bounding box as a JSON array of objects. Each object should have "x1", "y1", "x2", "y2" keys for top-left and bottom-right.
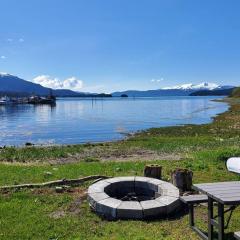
[{"x1": 0, "y1": 0, "x2": 240, "y2": 93}]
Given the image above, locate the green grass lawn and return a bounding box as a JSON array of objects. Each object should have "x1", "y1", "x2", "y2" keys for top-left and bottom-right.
[
  {"x1": 1, "y1": 157, "x2": 240, "y2": 240},
  {"x1": 1, "y1": 98, "x2": 240, "y2": 239}
]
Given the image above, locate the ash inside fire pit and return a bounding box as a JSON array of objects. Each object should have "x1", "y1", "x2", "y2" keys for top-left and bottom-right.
[{"x1": 120, "y1": 192, "x2": 155, "y2": 201}]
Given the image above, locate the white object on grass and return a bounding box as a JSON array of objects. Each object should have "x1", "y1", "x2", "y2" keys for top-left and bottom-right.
[{"x1": 226, "y1": 157, "x2": 240, "y2": 174}]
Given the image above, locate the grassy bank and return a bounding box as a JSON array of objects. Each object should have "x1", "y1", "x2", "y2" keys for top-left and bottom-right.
[{"x1": 1, "y1": 98, "x2": 240, "y2": 239}]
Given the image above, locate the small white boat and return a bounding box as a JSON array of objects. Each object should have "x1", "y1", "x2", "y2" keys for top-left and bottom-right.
[
  {"x1": 226, "y1": 157, "x2": 240, "y2": 174},
  {"x1": 0, "y1": 96, "x2": 11, "y2": 105}
]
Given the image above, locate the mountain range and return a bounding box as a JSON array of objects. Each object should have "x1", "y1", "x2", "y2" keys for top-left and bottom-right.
[
  {"x1": 112, "y1": 82, "x2": 235, "y2": 97},
  {"x1": 0, "y1": 73, "x2": 236, "y2": 97},
  {"x1": 161, "y1": 82, "x2": 233, "y2": 90}
]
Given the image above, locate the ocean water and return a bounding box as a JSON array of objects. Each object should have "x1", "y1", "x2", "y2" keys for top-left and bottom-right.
[{"x1": 0, "y1": 96, "x2": 229, "y2": 146}]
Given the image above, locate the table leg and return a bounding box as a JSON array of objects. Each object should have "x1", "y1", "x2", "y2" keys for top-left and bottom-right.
[
  {"x1": 218, "y1": 202, "x2": 224, "y2": 240},
  {"x1": 208, "y1": 197, "x2": 213, "y2": 240},
  {"x1": 189, "y1": 204, "x2": 194, "y2": 227}
]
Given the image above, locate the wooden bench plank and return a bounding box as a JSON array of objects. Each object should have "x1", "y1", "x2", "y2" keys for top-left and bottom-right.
[
  {"x1": 180, "y1": 194, "x2": 208, "y2": 204},
  {"x1": 234, "y1": 232, "x2": 240, "y2": 240}
]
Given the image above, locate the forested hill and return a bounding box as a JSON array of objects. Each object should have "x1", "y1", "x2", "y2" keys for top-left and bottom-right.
[{"x1": 190, "y1": 88, "x2": 235, "y2": 96}]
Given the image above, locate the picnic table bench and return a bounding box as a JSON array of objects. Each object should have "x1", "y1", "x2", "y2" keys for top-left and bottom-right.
[
  {"x1": 180, "y1": 194, "x2": 208, "y2": 228},
  {"x1": 180, "y1": 194, "x2": 208, "y2": 238}
]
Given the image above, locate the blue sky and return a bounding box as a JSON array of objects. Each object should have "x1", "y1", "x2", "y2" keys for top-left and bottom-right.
[{"x1": 0, "y1": 0, "x2": 240, "y2": 93}]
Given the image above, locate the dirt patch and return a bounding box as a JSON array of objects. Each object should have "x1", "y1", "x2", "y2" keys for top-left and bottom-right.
[
  {"x1": 32, "y1": 187, "x2": 87, "y2": 196},
  {"x1": 48, "y1": 187, "x2": 87, "y2": 219},
  {"x1": 49, "y1": 210, "x2": 66, "y2": 219},
  {"x1": 0, "y1": 143, "x2": 184, "y2": 165},
  {"x1": 45, "y1": 147, "x2": 183, "y2": 165},
  {"x1": 67, "y1": 196, "x2": 84, "y2": 215},
  {"x1": 101, "y1": 151, "x2": 182, "y2": 162}
]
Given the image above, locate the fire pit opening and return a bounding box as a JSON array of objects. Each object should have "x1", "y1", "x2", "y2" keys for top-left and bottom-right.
[
  {"x1": 88, "y1": 176, "x2": 180, "y2": 220},
  {"x1": 104, "y1": 181, "x2": 156, "y2": 201}
]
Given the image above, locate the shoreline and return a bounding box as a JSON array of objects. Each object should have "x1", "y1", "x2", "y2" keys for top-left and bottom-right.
[
  {"x1": 1, "y1": 97, "x2": 239, "y2": 164},
  {"x1": 0, "y1": 96, "x2": 230, "y2": 149}
]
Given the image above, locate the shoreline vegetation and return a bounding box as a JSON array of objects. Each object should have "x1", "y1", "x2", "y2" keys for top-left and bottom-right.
[{"x1": 1, "y1": 97, "x2": 240, "y2": 239}]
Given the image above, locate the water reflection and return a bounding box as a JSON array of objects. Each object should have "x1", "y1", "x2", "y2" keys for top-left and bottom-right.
[{"x1": 0, "y1": 97, "x2": 228, "y2": 146}]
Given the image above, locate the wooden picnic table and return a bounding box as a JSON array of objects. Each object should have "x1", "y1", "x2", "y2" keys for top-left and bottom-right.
[{"x1": 193, "y1": 181, "x2": 240, "y2": 240}]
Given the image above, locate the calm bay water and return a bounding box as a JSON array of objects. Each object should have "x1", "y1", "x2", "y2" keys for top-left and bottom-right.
[{"x1": 0, "y1": 96, "x2": 229, "y2": 146}]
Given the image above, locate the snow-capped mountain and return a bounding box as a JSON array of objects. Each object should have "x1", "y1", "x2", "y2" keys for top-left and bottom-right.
[
  {"x1": 112, "y1": 82, "x2": 235, "y2": 97},
  {"x1": 162, "y1": 82, "x2": 231, "y2": 91},
  {"x1": 0, "y1": 72, "x2": 12, "y2": 77}
]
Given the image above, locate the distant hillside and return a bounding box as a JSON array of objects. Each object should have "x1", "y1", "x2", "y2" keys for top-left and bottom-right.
[
  {"x1": 0, "y1": 73, "x2": 111, "y2": 97},
  {"x1": 112, "y1": 82, "x2": 235, "y2": 97},
  {"x1": 190, "y1": 88, "x2": 235, "y2": 96},
  {"x1": 112, "y1": 89, "x2": 194, "y2": 97},
  {"x1": 230, "y1": 87, "x2": 240, "y2": 97},
  {"x1": 0, "y1": 91, "x2": 30, "y2": 97},
  {"x1": 0, "y1": 73, "x2": 51, "y2": 95},
  {"x1": 112, "y1": 87, "x2": 235, "y2": 97}
]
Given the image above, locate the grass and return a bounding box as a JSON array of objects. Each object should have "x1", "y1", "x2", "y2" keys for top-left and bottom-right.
[
  {"x1": 1, "y1": 157, "x2": 240, "y2": 240},
  {"x1": 1, "y1": 154, "x2": 240, "y2": 186},
  {"x1": 0, "y1": 189, "x2": 198, "y2": 240},
  {"x1": 1, "y1": 98, "x2": 240, "y2": 239}
]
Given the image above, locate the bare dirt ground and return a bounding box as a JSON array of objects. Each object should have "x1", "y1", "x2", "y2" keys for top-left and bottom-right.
[
  {"x1": 47, "y1": 147, "x2": 183, "y2": 165},
  {"x1": 0, "y1": 147, "x2": 183, "y2": 165},
  {"x1": 45, "y1": 187, "x2": 87, "y2": 219}
]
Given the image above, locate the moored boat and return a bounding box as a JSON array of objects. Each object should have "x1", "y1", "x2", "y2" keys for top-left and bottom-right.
[
  {"x1": 0, "y1": 96, "x2": 12, "y2": 105},
  {"x1": 28, "y1": 95, "x2": 56, "y2": 105}
]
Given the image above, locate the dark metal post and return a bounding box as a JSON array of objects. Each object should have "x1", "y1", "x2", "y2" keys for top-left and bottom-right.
[
  {"x1": 218, "y1": 202, "x2": 225, "y2": 240},
  {"x1": 208, "y1": 197, "x2": 213, "y2": 240},
  {"x1": 189, "y1": 204, "x2": 194, "y2": 226}
]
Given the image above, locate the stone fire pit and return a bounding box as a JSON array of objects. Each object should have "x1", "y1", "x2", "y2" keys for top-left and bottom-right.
[{"x1": 88, "y1": 176, "x2": 180, "y2": 219}]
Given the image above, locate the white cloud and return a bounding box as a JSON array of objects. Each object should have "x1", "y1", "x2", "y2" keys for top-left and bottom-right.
[
  {"x1": 62, "y1": 77, "x2": 83, "y2": 90},
  {"x1": 0, "y1": 55, "x2": 6, "y2": 59},
  {"x1": 151, "y1": 78, "x2": 164, "y2": 83},
  {"x1": 5, "y1": 38, "x2": 24, "y2": 43},
  {"x1": 33, "y1": 75, "x2": 84, "y2": 91}
]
